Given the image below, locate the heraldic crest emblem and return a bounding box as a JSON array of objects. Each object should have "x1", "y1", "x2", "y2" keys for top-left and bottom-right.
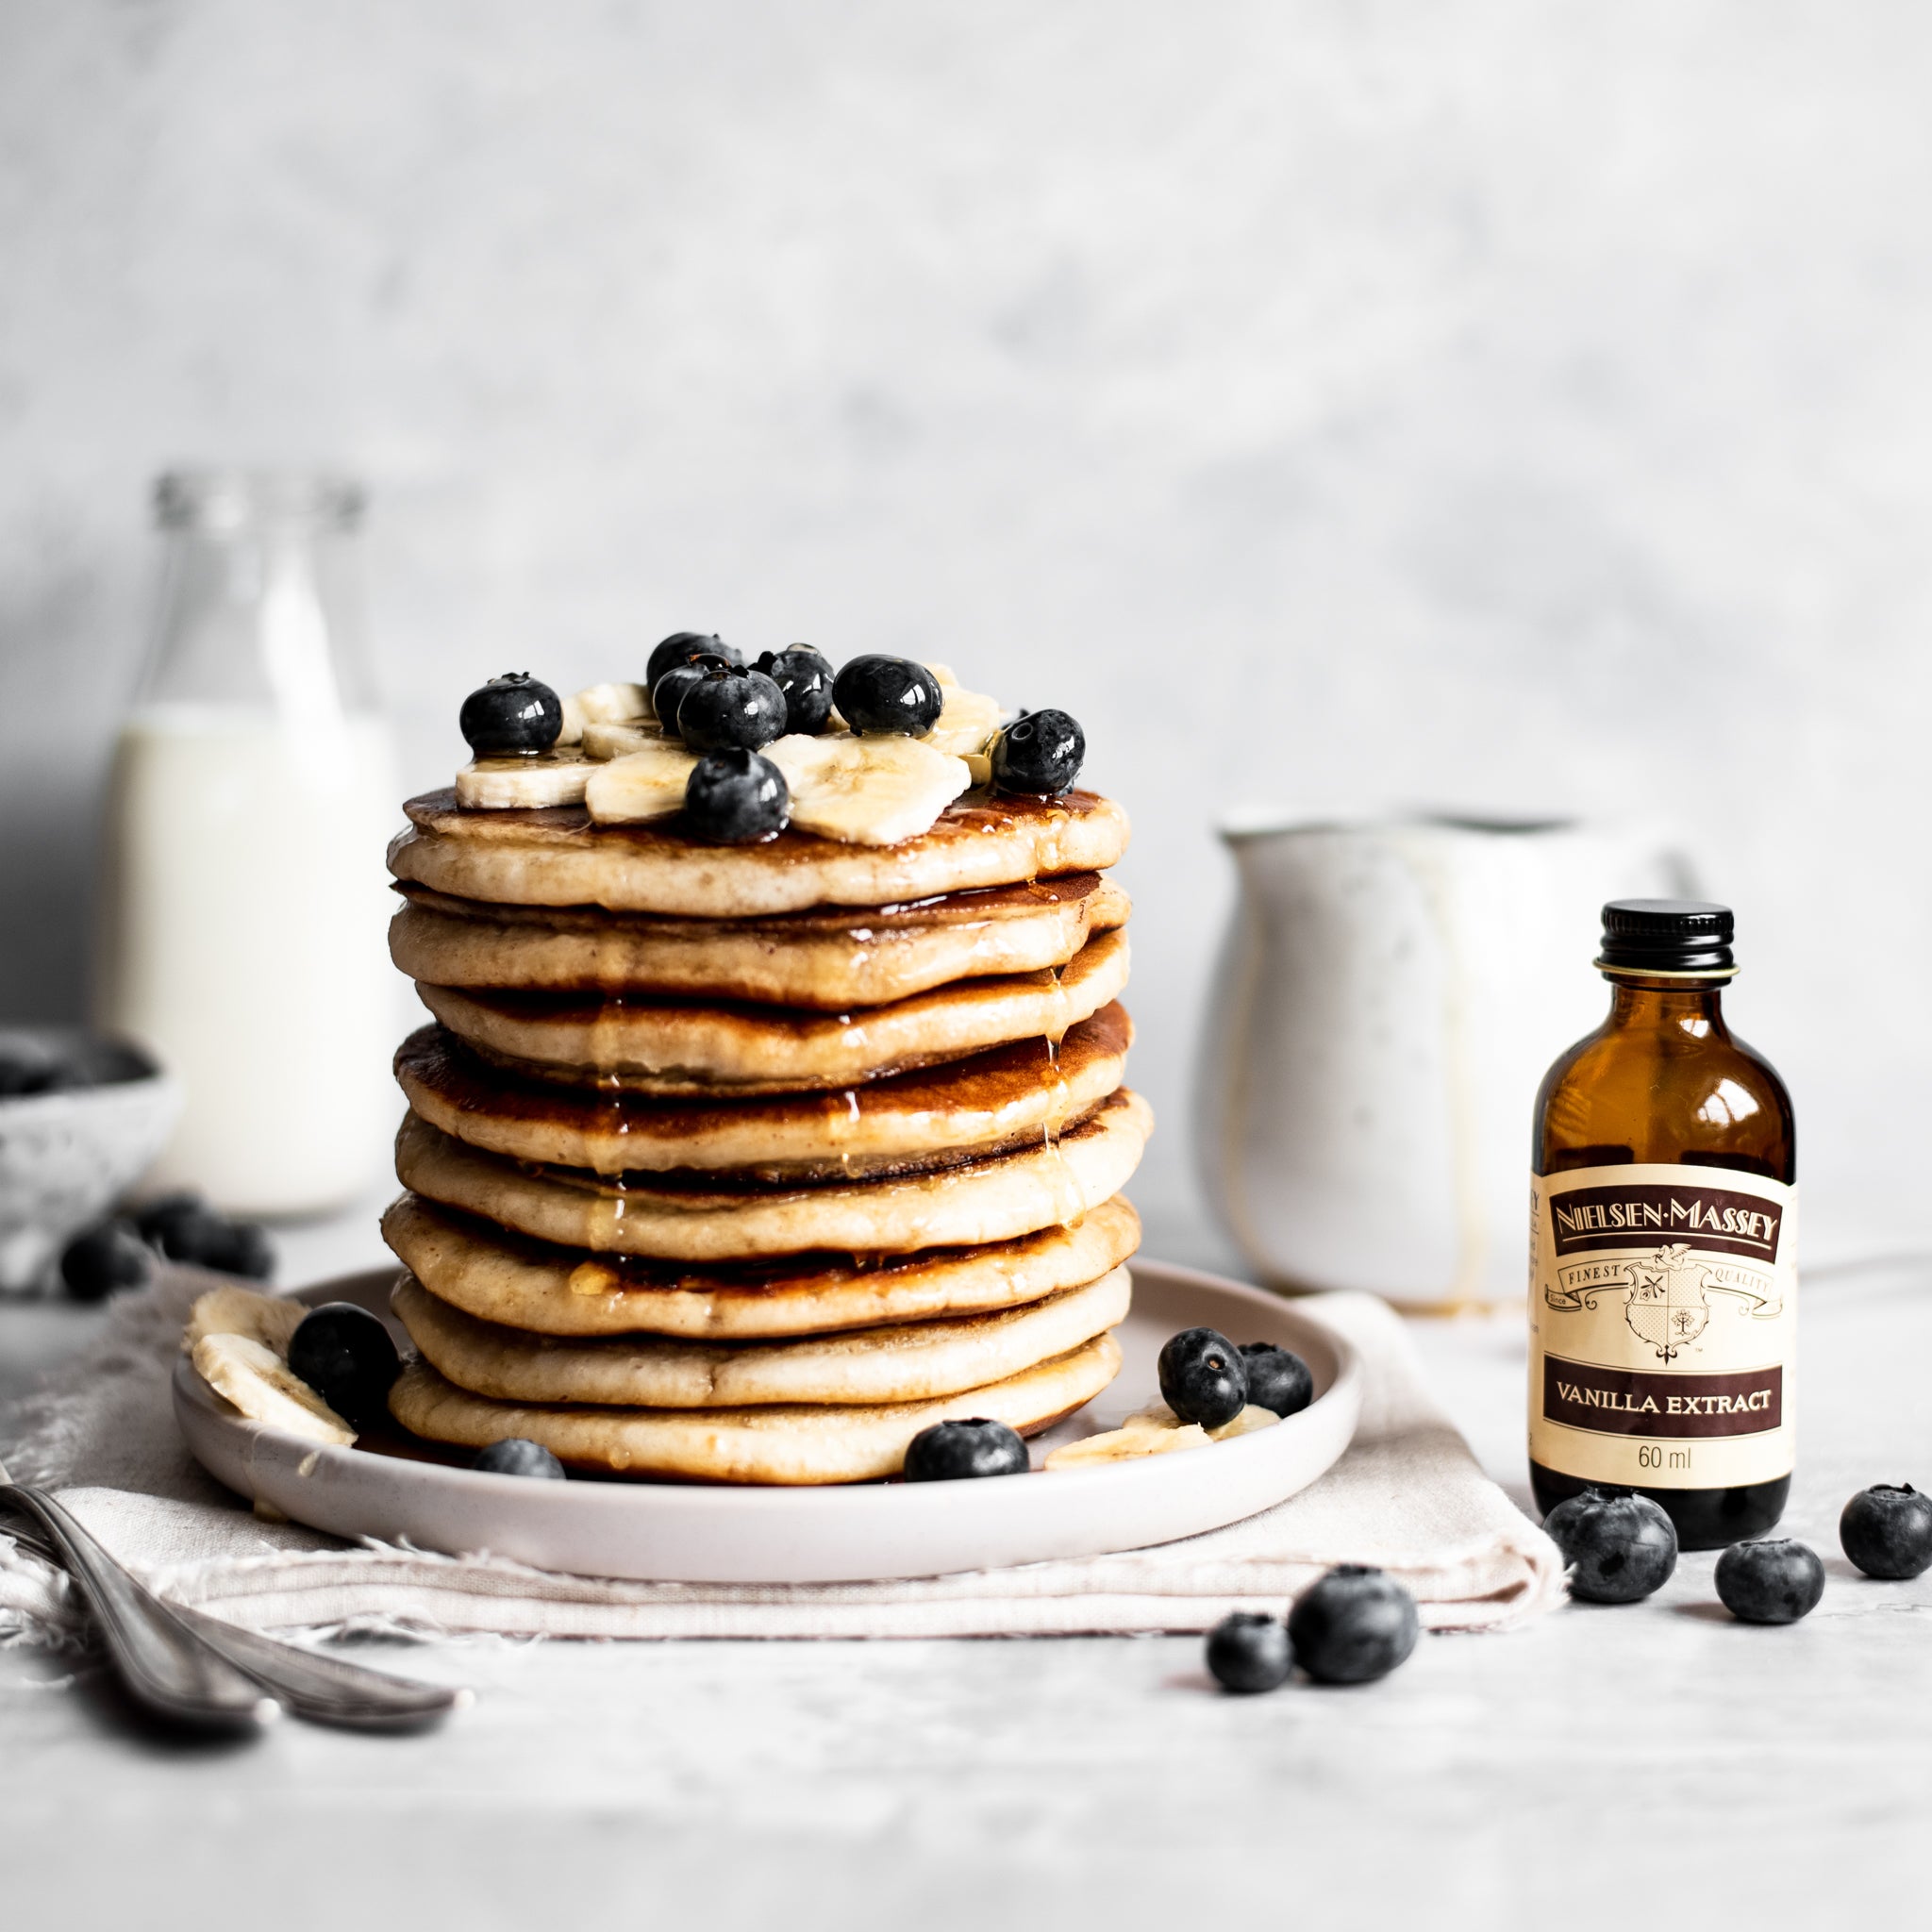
[{"x1": 1542, "y1": 1243, "x2": 1781, "y2": 1363}]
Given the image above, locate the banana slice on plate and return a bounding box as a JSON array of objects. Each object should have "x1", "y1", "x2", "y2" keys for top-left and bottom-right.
[
  {"x1": 190, "y1": 1333, "x2": 357, "y2": 1446},
  {"x1": 182, "y1": 1284, "x2": 305, "y2": 1357},
  {"x1": 1041, "y1": 1401, "x2": 1278, "y2": 1470},
  {"x1": 585, "y1": 740, "x2": 702, "y2": 823},
  {"x1": 456, "y1": 754, "x2": 592, "y2": 809},
  {"x1": 766, "y1": 733, "x2": 972, "y2": 845}
]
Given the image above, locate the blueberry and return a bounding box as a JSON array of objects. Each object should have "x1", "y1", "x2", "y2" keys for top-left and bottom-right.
[
  {"x1": 650, "y1": 653, "x2": 731, "y2": 735},
  {"x1": 458, "y1": 673, "x2": 563, "y2": 758},
  {"x1": 646, "y1": 630, "x2": 741, "y2": 692},
  {"x1": 473, "y1": 1437, "x2": 568, "y2": 1478},
  {"x1": 1205, "y1": 1612, "x2": 1291, "y2": 1693},
  {"x1": 756, "y1": 645, "x2": 836, "y2": 735},
  {"x1": 1714, "y1": 1538, "x2": 1826, "y2": 1624},
  {"x1": 684, "y1": 749, "x2": 790, "y2": 843},
  {"x1": 1541, "y1": 1488, "x2": 1678, "y2": 1604},
  {"x1": 1239, "y1": 1342, "x2": 1313, "y2": 1419},
  {"x1": 1158, "y1": 1326, "x2": 1248, "y2": 1429},
  {"x1": 990, "y1": 708, "x2": 1085, "y2": 796},
  {"x1": 0, "y1": 1053, "x2": 54, "y2": 1097},
  {"x1": 58, "y1": 1219, "x2": 154, "y2": 1302},
  {"x1": 832, "y1": 655, "x2": 943, "y2": 736},
  {"x1": 1287, "y1": 1565, "x2": 1420, "y2": 1684},
  {"x1": 675, "y1": 666, "x2": 789, "y2": 752},
  {"x1": 136, "y1": 1195, "x2": 274, "y2": 1278},
  {"x1": 1840, "y1": 1484, "x2": 1932, "y2": 1580},
  {"x1": 133, "y1": 1191, "x2": 205, "y2": 1247},
  {"x1": 903, "y1": 1417, "x2": 1030, "y2": 1481},
  {"x1": 288, "y1": 1303, "x2": 403, "y2": 1429}
]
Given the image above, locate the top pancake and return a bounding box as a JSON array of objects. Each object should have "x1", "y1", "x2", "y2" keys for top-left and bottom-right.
[{"x1": 389, "y1": 787, "x2": 1131, "y2": 920}]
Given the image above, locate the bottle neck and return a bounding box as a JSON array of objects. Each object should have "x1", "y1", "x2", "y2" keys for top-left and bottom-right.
[{"x1": 1601, "y1": 971, "x2": 1731, "y2": 1041}]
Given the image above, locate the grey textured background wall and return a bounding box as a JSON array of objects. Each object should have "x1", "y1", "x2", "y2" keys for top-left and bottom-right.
[{"x1": 4, "y1": 2, "x2": 1930, "y2": 1257}]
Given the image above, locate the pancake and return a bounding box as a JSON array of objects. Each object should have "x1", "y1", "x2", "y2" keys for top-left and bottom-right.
[
  {"x1": 381, "y1": 1192, "x2": 1142, "y2": 1338},
  {"x1": 389, "y1": 787, "x2": 1132, "y2": 920},
  {"x1": 394, "y1": 1006, "x2": 1131, "y2": 1179},
  {"x1": 393, "y1": 1088, "x2": 1154, "y2": 1259},
  {"x1": 387, "y1": 1332, "x2": 1124, "y2": 1484},
  {"x1": 390, "y1": 874, "x2": 1131, "y2": 1009},
  {"x1": 391, "y1": 1266, "x2": 1130, "y2": 1408},
  {"x1": 415, "y1": 926, "x2": 1129, "y2": 1094}
]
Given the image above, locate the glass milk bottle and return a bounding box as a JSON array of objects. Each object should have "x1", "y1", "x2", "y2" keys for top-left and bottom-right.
[{"x1": 94, "y1": 472, "x2": 399, "y2": 1215}]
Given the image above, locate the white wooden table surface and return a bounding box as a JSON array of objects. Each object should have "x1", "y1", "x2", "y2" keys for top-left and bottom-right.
[{"x1": 3, "y1": 1207, "x2": 1926, "y2": 1931}]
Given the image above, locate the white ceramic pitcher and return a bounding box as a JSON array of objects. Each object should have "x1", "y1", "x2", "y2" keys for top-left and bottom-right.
[{"x1": 1193, "y1": 815, "x2": 1689, "y2": 1310}]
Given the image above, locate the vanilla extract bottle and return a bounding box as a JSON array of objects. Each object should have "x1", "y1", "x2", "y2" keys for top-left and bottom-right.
[{"x1": 1528, "y1": 901, "x2": 1795, "y2": 1549}]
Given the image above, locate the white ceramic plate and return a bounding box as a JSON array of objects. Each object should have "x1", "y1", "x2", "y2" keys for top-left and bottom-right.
[{"x1": 172, "y1": 1259, "x2": 1362, "y2": 1584}]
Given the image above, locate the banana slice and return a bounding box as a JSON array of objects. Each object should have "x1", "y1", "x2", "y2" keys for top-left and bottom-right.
[
  {"x1": 574, "y1": 681, "x2": 651, "y2": 726},
  {"x1": 585, "y1": 740, "x2": 702, "y2": 823},
  {"x1": 182, "y1": 1285, "x2": 305, "y2": 1358},
  {"x1": 582, "y1": 721, "x2": 668, "y2": 761},
  {"x1": 1208, "y1": 1405, "x2": 1282, "y2": 1441},
  {"x1": 1043, "y1": 1419, "x2": 1211, "y2": 1469},
  {"x1": 766, "y1": 733, "x2": 971, "y2": 845},
  {"x1": 455, "y1": 754, "x2": 592, "y2": 809},
  {"x1": 927, "y1": 684, "x2": 1004, "y2": 762},
  {"x1": 558, "y1": 693, "x2": 587, "y2": 746},
  {"x1": 192, "y1": 1332, "x2": 356, "y2": 1446}
]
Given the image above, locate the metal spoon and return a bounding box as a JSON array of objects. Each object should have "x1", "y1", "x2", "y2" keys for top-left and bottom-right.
[{"x1": 1, "y1": 1460, "x2": 468, "y2": 1732}]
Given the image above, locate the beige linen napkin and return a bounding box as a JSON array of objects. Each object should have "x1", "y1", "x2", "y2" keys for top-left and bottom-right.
[{"x1": 0, "y1": 1267, "x2": 1563, "y2": 1644}]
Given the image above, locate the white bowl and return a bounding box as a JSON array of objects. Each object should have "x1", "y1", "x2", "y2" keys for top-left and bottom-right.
[
  {"x1": 174, "y1": 1259, "x2": 1364, "y2": 1584},
  {"x1": 0, "y1": 1027, "x2": 182, "y2": 1292}
]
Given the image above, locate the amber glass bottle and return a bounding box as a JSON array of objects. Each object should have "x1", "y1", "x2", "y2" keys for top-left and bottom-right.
[{"x1": 1528, "y1": 901, "x2": 1795, "y2": 1550}]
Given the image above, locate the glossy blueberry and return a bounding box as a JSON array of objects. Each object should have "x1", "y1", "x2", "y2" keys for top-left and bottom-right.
[
  {"x1": 684, "y1": 749, "x2": 790, "y2": 843},
  {"x1": 1205, "y1": 1612, "x2": 1291, "y2": 1694},
  {"x1": 458, "y1": 673, "x2": 563, "y2": 757},
  {"x1": 902, "y1": 1417, "x2": 1030, "y2": 1481},
  {"x1": 1239, "y1": 1342, "x2": 1314, "y2": 1419},
  {"x1": 1541, "y1": 1488, "x2": 1678, "y2": 1604},
  {"x1": 650, "y1": 653, "x2": 731, "y2": 735},
  {"x1": 756, "y1": 645, "x2": 836, "y2": 735},
  {"x1": 1714, "y1": 1538, "x2": 1826, "y2": 1624},
  {"x1": 675, "y1": 666, "x2": 789, "y2": 752},
  {"x1": 288, "y1": 1302, "x2": 403, "y2": 1429},
  {"x1": 646, "y1": 631, "x2": 741, "y2": 693},
  {"x1": 832, "y1": 655, "x2": 943, "y2": 736},
  {"x1": 473, "y1": 1438, "x2": 568, "y2": 1479},
  {"x1": 58, "y1": 1219, "x2": 154, "y2": 1302},
  {"x1": 990, "y1": 708, "x2": 1084, "y2": 796},
  {"x1": 1158, "y1": 1326, "x2": 1248, "y2": 1429},
  {"x1": 1287, "y1": 1565, "x2": 1420, "y2": 1684},
  {"x1": 1840, "y1": 1484, "x2": 1932, "y2": 1580}
]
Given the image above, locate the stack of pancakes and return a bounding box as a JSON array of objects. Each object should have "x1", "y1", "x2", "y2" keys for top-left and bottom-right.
[{"x1": 377, "y1": 785, "x2": 1150, "y2": 1483}]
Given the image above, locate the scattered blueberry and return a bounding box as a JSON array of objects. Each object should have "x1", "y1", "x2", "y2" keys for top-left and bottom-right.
[
  {"x1": 1714, "y1": 1538, "x2": 1825, "y2": 1624},
  {"x1": 58, "y1": 1219, "x2": 154, "y2": 1302},
  {"x1": 756, "y1": 645, "x2": 836, "y2": 735},
  {"x1": 903, "y1": 1417, "x2": 1030, "y2": 1481},
  {"x1": 473, "y1": 1438, "x2": 568, "y2": 1479},
  {"x1": 287, "y1": 1303, "x2": 403, "y2": 1429},
  {"x1": 133, "y1": 1193, "x2": 275, "y2": 1278},
  {"x1": 1158, "y1": 1326, "x2": 1248, "y2": 1430},
  {"x1": 646, "y1": 630, "x2": 741, "y2": 692},
  {"x1": 1541, "y1": 1488, "x2": 1678, "y2": 1604},
  {"x1": 832, "y1": 655, "x2": 943, "y2": 736},
  {"x1": 684, "y1": 749, "x2": 790, "y2": 843},
  {"x1": 650, "y1": 653, "x2": 731, "y2": 734},
  {"x1": 990, "y1": 708, "x2": 1085, "y2": 796},
  {"x1": 1287, "y1": 1566, "x2": 1420, "y2": 1684},
  {"x1": 458, "y1": 673, "x2": 563, "y2": 758},
  {"x1": 1840, "y1": 1485, "x2": 1932, "y2": 1580},
  {"x1": 1239, "y1": 1342, "x2": 1313, "y2": 1419},
  {"x1": 0, "y1": 1053, "x2": 55, "y2": 1098},
  {"x1": 675, "y1": 666, "x2": 789, "y2": 752},
  {"x1": 1205, "y1": 1612, "x2": 1291, "y2": 1694}
]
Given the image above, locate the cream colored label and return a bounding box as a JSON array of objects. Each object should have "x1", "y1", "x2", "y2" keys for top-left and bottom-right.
[{"x1": 1527, "y1": 1163, "x2": 1795, "y2": 1489}]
